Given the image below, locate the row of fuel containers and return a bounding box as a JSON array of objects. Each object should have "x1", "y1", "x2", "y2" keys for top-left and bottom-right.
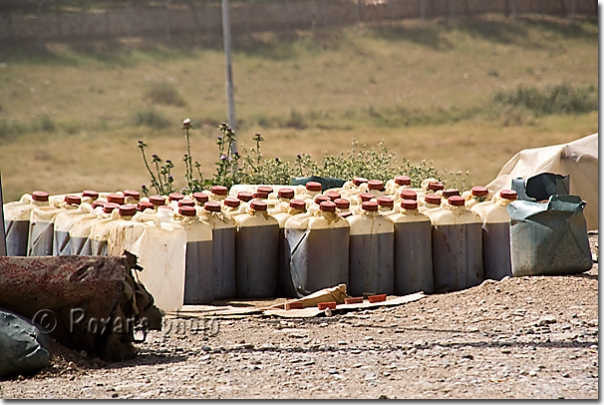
[{"x1": 2, "y1": 176, "x2": 517, "y2": 312}]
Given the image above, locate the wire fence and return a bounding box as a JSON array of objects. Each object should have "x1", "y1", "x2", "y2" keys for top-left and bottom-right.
[{"x1": 0, "y1": 0, "x2": 597, "y2": 47}]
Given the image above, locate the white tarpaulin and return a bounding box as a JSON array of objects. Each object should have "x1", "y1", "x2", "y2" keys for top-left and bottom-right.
[{"x1": 486, "y1": 134, "x2": 598, "y2": 231}]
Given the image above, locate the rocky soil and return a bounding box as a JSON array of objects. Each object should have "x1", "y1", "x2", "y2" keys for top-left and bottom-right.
[{"x1": 1, "y1": 234, "x2": 598, "y2": 399}]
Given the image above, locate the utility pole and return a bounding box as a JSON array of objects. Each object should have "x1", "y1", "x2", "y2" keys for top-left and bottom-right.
[{"x1": 221, "y1": 0, "x2": 237, "y2": 153}]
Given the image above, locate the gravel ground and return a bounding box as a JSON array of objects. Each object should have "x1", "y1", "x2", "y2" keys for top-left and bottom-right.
[{"x1": 1, "y1": 234, "x2": 598, "y2": 399}]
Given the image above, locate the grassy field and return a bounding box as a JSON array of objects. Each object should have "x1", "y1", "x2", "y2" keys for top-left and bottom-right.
[{"x1": 0, "y1": 14, "x2": 598, "y2": 202}]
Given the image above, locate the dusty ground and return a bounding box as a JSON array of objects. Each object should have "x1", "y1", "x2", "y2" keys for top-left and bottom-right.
[{"x1": 0, "y1": 234, "x2": 598, "y2": 399}]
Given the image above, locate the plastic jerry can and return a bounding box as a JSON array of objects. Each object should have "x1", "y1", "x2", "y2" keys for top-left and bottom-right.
[
  {"x1": 209, "y1": 186, "x2": 228, "y2": 202},
  {"x1": 472, "y1": 190, "x2": 517, "y2": 281},
  {"x1": 419, "y1": 193, "x2": 443, "y2": 214},
  {"x1": 272, "y1": 199, "x2": 308, "y2": 297},
  {"x1": 69, "y1": 203, "x2": 107, "y2": 255},
  {"x1": 237, "y1": 191, "x2": 253, "y2": 204},
  {"x1": 366, "y1": 180, "x2": 387, "y2": 199},
  {"x1": 338, "y1": 177, "x2": 369, "y2": 206},
  {"x1": 442, "y1": 189, "x2": 460, "y2": 200},
  {"x1": 324, "y1": 190, "x2": 341, "y2": 202},
  {"x1": 464, "y1": 186, "x2": 489, "y2": 209},
  {"x1": 172, "y1": 206, "x2": 214, "y2": 305},
  {"x1": 234, "y1": 200, "x2": 279, "y2": 298},
  {"x1": 334, "y1": 198, "x2": 352, "y2": 219},
  {"x1": 168, "y1": 192, "x2": 184, "y2": 210},
  {"x1": 123, "y1": 190, "x2": 141, "y2": 205},
  {"x1": 430, "y1": 196, "x2": 484, "y2": 293},
  {"x1": 53, "y1": 195, "x2": 91, "y2": 256},
  {"x1": 377, "y1": 196, "x2": 395, "y2": 216},
  {"x1": 137, "y1": 200, "x2": 154, "y2": 213},
  {"x1": 389, "y1": 199, "x2": 434, "y2": 295},
  {"x1": 106, "y1": 193, "x2": 125, "y2": 206},
  {"x1": 269, "y1": 187, "x2": 296, "y2": 216},
  {"x1": 88, "y1": 203, "x2": 121, "y2": 256},
  {"x1": 285, "y1": 200, "x2": 349, "y2": 298},
  {"x1": 192, "y1": 192, "x2": 209, "y2": 207},
  {"x1": 347, "y1": 200, "x2": 394, "y2": 297},
  {"x1": 119, "y1": 212, "x2": 187, "y2": 311},
  {"x1": 27, "y1": 192, "x2": 64, "y2": 256},
  {"x1": 294, "y1": 181, "x2": 323, "y2": 205},
  {"x1": 198, "y1": 201, "x2": 237, "y2": 300},
  {"x1": 307, "y1": 194, "x2": 330, "y2": 216},
  {"x1": 178, "y1": 198, "x2": 195, "y2": 208},
  {"x1": 81, "y1": 190, "x2": 100, "y2": 205},
  {"x1": 222, "y1": 197, "x2": 247, "y2": 220},
  {"x1": 3, "y1": 192, "x2": 46, "y2": 256},
  {"x1": 149, "y1": 195, "x2": 167, "y2": 210},
  {"x1": 386, "y1": 175, "x2": 412, "y2": 197}
]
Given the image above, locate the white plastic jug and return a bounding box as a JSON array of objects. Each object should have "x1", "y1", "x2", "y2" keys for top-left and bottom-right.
[
  {"x1": 53, "y1": 195, "x2": 93, "y2": 256},
  {"x1": 27, "y1": 192, "x2": 64, "y2": 256},
  {"x1": 3, "y1": 192, "x2": 44, "y2": 256}
]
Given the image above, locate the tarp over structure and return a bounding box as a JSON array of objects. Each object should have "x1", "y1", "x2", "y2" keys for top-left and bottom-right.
[{"x1": 487, "y1": 134, "x2": 598, "y2": 231}]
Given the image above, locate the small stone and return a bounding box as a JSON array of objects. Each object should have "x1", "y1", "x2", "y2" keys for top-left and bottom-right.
[
  {"x1": 328, "y1": 369, "x2": 338, "y2": 374},
  {"x1": 338, "y1": 341, "x2": 347, "y2": 345},
  {"x1": 353, "y1": 363, "x2": 363, "y2": 368},
  {"x1": 112, "y1": 393, "x2": 118, "y2": 398},
  {"x1": 495, "y1": 287, "x2": 502, "y2": 293},
  {"x1": 202, "y1": 345, "x2": 212, "y2": 352},
  {"x1": 501, "y1": 348, "x2": 512, "y2": 354},
  {"x1": 365, "y1": 336, "x2": 374, "y2": 341},
  {"x1": 562, "y1": 372, "x2": 570, "y2": 378},
  {"x1": 303, "y1": 360, "x2": 315, "y2": 366},
  {"x1": 535, "y1": 316, "x2": 557, "y2": 327},
  {"x1": 383, "y1": 372, "x2": 391, "y2": 376},
  {"x1": 462, "y1": 354, "x2": 474, "y2": 360},
  {"x1": 529, "y1": 370, "x2": 537, "y2": 377}
]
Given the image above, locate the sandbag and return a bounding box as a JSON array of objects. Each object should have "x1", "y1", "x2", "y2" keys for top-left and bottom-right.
[
  {"x1": 507, "y1": 195, "x2": 592, "y2": 277},
  {"x1": 0, "y1": 309, "x2": 50, "y2": 378}
]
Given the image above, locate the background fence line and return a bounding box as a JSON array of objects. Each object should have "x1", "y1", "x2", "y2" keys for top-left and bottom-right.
[{"x1": 0, "y1": 0, "x2": 597, "y2": 46}]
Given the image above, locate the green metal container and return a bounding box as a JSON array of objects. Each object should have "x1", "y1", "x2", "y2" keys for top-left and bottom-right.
[{"x1": 507, "y1": 195, "x2": 592, "y2": 277}]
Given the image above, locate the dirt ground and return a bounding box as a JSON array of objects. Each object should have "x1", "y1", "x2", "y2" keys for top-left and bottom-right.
[{"x1": 0, "y1": 234, "x2": 598, "y2": 399}]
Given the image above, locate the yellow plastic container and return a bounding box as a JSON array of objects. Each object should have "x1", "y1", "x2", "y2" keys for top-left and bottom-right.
[
  {"x1": 377, "y1": 196, "x2": 395, "y2": 216},
  {"x1": 3, "y1": 192, "x2": 47, "y2": 256},
  {"x1": 430, "y1": 196, "x2": 484, "y2": 293},
  {"x1": 273, "y1": 199, "x2": 308, "y2": 297},
  {"x1": 174, "y1": 206, "x2": 214, "y2": 305},
  {"x1": 389, "y1": 199, "x2": 434, "y2": 295},
  {"x1": 53, "y1": 195, "x2": 92, "y2": 256},
  {"x1": 419, "y1": 193, "x2": 443, "y2": 214},
  {"x1": 81, "y1": 190, "x2": 100, "y2": 205},
  {"x1": 268, "y1": 187, "x2": 296, "y2": 216},
  {"x1": 209, "y1": 185, "x2": 228, "y2": 202},
  {"x1": 294, "y1": 181, "x2": 323, "y2": 207},
  {"x1": 284, "y1": 200, "x2": 349, "y2": 298},
  {"x1": 347, "y1": 200, "x2": 395, "y2": 297},
  {"x1": 471, "y1": 189, "x2": 517, "y2": 281},
  {"x1": 27, "y1": 192, "x2": 64, "y2": 256},
  {"x1": 115, "y1": 212, "x2": 187, "y2": 312},
  {"x1": 88, "y1": 203, "x2": 125, "y2": 256},
  {"x1": 234, "y1": 200, "x2": 279, "y2": 298},
  {"x1": 69, "y1": 203, "x2": 106, "y2": 255},
  {"x1": 123, "y1": 190, "x2": 141, "y2": 205},
  {"x1": 385, "y1": 175, "x2": 412, "y2": 198},
  {"x1": 198, "y1": 201, "x2": 238, "y2": 300}
]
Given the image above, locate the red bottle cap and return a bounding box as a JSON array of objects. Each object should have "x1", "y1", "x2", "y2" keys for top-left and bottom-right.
[
  {"x1": 253, "y1": 191, "x2": 269, "y2": 200},
  {"x1": 352, "y1": 177, "x2": 368, "y2": 186},
  {"x1": 257, "y1": 185, "x2": 273, "y2": 195},
  {"x1": 178, "y1": 199, "x2": 195, "y2": 207},
  {"x1": 92, "y1": 201, "x2": 105, "y2": 210},
  {"x1": 149, "y1": 195, "x2": 166, "y2": 206},
  {"x1": 334, "y1": 198, "x2": 350, "y2": 209},
  {"x1": 306, "y1": 182, "x2": 322, "y2": 192},
  {"x1": 395, "y1": 175, "x2": 411, "y2": 186},
  {"x1": 204, "y1": 201, "x2": 222, "y2": 212},
  {"x1": 211, "y1": 186, "x2": 228, "y2": 196},
  {"x1": 471, "y1": 186, "x2": 489, "y2": 197},
  {"x1": 137, "y1": 201, "x2": 154, "y2": 212},
  {"x1": 237, "y1": 191, "x2": 253, "y2": 202},
  {"x1": 449, "y1": 196, "x2": 466, "y2": 206},
  {"x1": 442, "y1": 189, "x2": 460, "y2": 198},
  {"x1": 367, "y1": 180, "x2": 385, "y2": 191},
  {"x1": 359, "y1": 192, "x2": 375, "y2": 202},
  {"x1": 224, "y1": 197, "x2": 241, "y2": 208},
  {"x1": 179, "y1": 206, "x2": 197, "y2": 217},
  {"x1": 123, "y1": 190, "x2": 140, "y2": 201},
  {"x1": 168, "y1": 192, "x2": 184, "y2": 202},
  {"x1": 250, "y1": 200, "x2": 268, "y2": 211},
  {"x1": 119, "y1": 204, "x2": 137, "y2": 216},
  {"x1": 193, "y1": 192, "x2": 209, "y2": 204},
  {"x1": 31, "y1": 191, "x2": 49, "y2": 202},
  {"x1": 319, "y1": 201, "x2": 336, "y2": 212},
  {"x1": 103, "y1": 202, "x2": 119, "y2": 214},
  {"x1": 424, "y1": 194, "x2": 441, "y2": 205},
  {"x1": 362, "y1": 201, "x2": 379, "y2": 211},
  {"x1": 82, "y1": 190, "x2": 99, "y2": 199},
  {"x1": 278, "y1": 188, "x2": 295, "y2": 199},
  {"x1": 314, "y1": 195, "x2": 329, "y2": 205},
  {"x1": 500, "y1": 189, "x2": 518, "y2": 200},
  {"x1": 289, "y1": 199, "x2": 307, "y2": 210},
  {"x1": 64, "y1": 195, "x2": 81, "y2": 205},
  {"x1": 401, "y1": 199, "x2": 418, "y2": 210},
  {"x1": 324, "y1": 191, "x2": 341, "y2": 201},
  {"x1": 427, "y1": 181, "x2": 444, "y2": 191},
  {"x1": 107, "y1": 193, "x2": 125, "y2": 205},
  {"x1": 400, "y1": 189, "x2": 417, "y2": 201},
  {"x1": 377, "y1": 196, "x2": 394, "y2": 208}
]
